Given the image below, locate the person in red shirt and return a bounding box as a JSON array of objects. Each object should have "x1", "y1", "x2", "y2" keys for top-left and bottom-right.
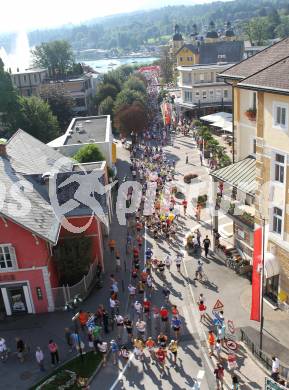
[
  {"x1": 133, "y1": 247, "x2": 139, "y2": 259},
  {"x1": 160, "y1": 306, "x2": 169, "y2": 323},
  {"x1": 182, "y1": 199, "x2": 188, "y2": 215},
  {"x1": 78, "y1": 310, "x2": 89, "y2": 331},
  {"x1": 143, "y1": 298, "x2": 151, "y2": 319},
  {"x1": 198, "y1": 301, "x2": 207, "y2": 323},
  {"x1": 136, "y1": 235, "x2": 143, "y2": 248},
  {"x1": 156, "y1": 347, "x2": 166, "y2": 375}
]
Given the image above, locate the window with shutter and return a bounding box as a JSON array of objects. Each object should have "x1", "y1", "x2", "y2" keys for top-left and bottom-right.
[
  {"x1": 274, "y1": 102, "x2": 288, "y2": 130},
  {"x1": 0, "y1": 245, "x2": 18, "y2": 271}
]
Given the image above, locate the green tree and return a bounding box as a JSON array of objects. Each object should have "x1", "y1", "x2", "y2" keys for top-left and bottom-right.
[
  {"x1": 123, "y1": 75, "x2": 147, "y2": 95},
  {"x1": 40, "y1": 85, "x2": 75, "y2": 131},
  {"x1": 275, "y1": 16, "x2": 289, "y2": 38},
  {"x1": 159, "y1": 47, "x2": 173, "y2": 84},
  {"x1": 114, "y1": 102, "x2": 148, "y2": 137},
  {"x1": 95, "y1": 83, "x2": 119, "y2": 105},
  {"x1": 114, "y1": 88, "x2": 147, "y2": 113},
  {"x1": 244, "y1": 18, "x2": 268, "y2": 45},
  {"x1": 31, "y1": 40, "x2": 74, "y2": 78},
  {"x1": 54, "y1": 237, "x2": 92, "y2": 285},
  {"x1": 98, "y1": 96, "x2": 114, "y2": 116},
  {"x1": 73, "y1": 144, "x2": 105, "y2": 163},
  {"x1": 0, "y1": 58, "x2": 19, "y2": 129},
  {"x1": 14, "y1": 96, "x2": 59, "y2": 142}
]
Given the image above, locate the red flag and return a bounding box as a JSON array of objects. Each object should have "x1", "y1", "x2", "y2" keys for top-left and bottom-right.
[{"x1": 250, "y1": 227, "x2": 262, "y2": 321}]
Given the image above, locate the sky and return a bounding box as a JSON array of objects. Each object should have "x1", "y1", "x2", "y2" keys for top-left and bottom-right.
[{"x1": 0, "y1": 0, "x2": 220, "y2": 33}]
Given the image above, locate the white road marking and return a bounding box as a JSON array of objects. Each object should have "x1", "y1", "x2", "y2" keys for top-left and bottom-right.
[{"x1": 109, "y1": 354, "x2": 135, "y2": 390}]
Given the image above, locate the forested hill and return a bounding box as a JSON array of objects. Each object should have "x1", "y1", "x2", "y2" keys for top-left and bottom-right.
[{"x1": 1, "y1": 0, "x2": 289, "y2": 52}]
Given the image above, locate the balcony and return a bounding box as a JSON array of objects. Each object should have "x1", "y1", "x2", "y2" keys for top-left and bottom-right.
[{"x1": 217, "y1": 194, "x2": 255, "y2": 230}]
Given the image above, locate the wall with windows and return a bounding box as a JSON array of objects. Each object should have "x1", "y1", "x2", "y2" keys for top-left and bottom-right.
[
  {"x1": 176, "y1": 48, "x2": 196, "y2": 66},
  {"x1": 0, "y1": 218, "x2": 50, "y2": 271},
  {"x1": 263, "y1": 93, "x2": 289, "y2": 151},
  {"x1": 235, "y1": 88, "x2": 256, "y2": 161}
]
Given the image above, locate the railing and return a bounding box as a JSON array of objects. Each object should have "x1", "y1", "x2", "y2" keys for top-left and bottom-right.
[
  {"x1": 265, "y1": 377, "x2": 288, "y2": 389},
  {"x1": 240, "y1": 329, "x2": 289, "y2": 381},
  {"x1": 51, "y1": 262, "x2": 99, "y2": 309}
]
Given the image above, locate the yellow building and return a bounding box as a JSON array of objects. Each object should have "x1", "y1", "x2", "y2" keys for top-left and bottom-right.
[{"x1": 214, "y1": 38, "x2": 289, "y2": 306}]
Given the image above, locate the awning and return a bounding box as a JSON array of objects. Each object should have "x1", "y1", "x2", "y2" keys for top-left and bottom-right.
[
  {"x1": 210, "y1": 156, "x2": 256, "y2": 196},
  {"x1": 264, "y1": 252, "x2": 280, "y2": 279},
  {"x1": 200, "y1": 111, "x2": 232, "y2": 123},
  {"x1": 211, "y1": 120, "x2": 233, "y2": 133}
]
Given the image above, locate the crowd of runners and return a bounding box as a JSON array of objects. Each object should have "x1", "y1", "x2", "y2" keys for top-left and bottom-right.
[{"x1": 0, "y1": 69, "x2": 241, "y2": 390}]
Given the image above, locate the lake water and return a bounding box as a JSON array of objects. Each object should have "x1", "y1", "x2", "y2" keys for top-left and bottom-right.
[{"x1": 81, "y1": 57, "x2": 159, "y2": 73}]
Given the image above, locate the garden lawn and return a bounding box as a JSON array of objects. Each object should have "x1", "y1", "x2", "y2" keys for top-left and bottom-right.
[{"x1": 30, "y1": 351, "x2": 102, "y2": 390}]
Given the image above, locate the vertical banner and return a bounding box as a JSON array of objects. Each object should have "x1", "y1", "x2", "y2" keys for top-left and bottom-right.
[{"x1": 250, "y1": 226, "x2": 262, "y2": 322}]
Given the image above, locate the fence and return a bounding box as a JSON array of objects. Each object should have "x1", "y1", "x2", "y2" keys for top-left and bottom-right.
[
  {"x1": 52, "y1": 262, "x2": 98, "y2": 309},
  {"x1": 240, "y1": 329, "x2": 289, "y2": 381}
]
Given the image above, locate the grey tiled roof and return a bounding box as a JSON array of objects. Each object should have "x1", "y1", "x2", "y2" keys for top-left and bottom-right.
[
  {"x1": 211, "y1": 156, "x2": 256, "y2": 196},
  {"x1": 239, "y1": 55, "x2": 289, "y2": 93},
  {"x1": 176, "y1": 41, "x2": 244, "y2": 65},
  {"x1": 0, "y1": 159, "x2": 60, "y2": 244},
  {"x1": 7, "y1": 129, "x2": 73, "y2": 174},
  {"x1": 55, "y1": 171, "x2": 108, "y2": 217},
  {"x1": 0, "y1": 130, "x2": 108, "y2": 244},
  {"x1": 220, "y1": 38, "x2": 289, "y2": 80}
]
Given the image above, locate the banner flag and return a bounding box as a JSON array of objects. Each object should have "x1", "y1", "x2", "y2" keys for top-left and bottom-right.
[{"x1": 250, "y1": 226, "x2": 262, "y2": 322}]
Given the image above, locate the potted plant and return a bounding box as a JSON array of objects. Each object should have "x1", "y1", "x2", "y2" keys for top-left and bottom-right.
[
  {"x1": 197, "y1": 194, "x2": 208, "y2": 206},
  {"x1": 245, "y1": 108, "x2": 257, "y2": 121},
  {"x1": 184, "y1": 173, "x2": 198, "y2": 184}
]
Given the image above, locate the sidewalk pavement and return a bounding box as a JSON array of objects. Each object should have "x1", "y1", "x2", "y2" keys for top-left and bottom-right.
[{"x1": 167, "y1": 132, "x2": 289, "y2": 388}]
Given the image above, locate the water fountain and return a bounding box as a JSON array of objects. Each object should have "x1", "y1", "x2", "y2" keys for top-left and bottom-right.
[{"x1": 0, "y1": 30, "x2": 31, "y2": 72}]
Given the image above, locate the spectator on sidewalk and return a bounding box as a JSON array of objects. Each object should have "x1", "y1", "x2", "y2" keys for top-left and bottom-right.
[
  {"x1": 203, "y1": 235, "x2": 211, "y2": 258},
  {"x1": 16, "y1": 337, "x2": 25, "y2": 363},
  {"x1": 97, "y1": 340, "x2": 108, "y2": 367},
  {"x1": 271, "y1": 356, "x2": 280, "y2": 381},
  {"x1": 35, "y1": 346, "x2": 45, "y2": 371},
  {"x1": 64, "y1": 328, "x2": 73, "y2": 352},
  {"x1": 48, "y1": 339, "x2": 60, "y2": 366}
]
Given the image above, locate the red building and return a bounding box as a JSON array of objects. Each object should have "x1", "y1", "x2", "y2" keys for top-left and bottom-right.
[{"x1": 0, "y1": 130, "x2": 109, "y2": 316}]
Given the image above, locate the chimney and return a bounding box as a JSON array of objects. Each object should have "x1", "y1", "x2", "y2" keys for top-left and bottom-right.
[{"x1": 0, "y1": 142, "x2": 7, "y2": 157}]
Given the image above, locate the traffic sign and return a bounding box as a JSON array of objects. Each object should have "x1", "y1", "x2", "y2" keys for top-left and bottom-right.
[
  {"x1": 227, "y1": 320, "x2": 235, "y2": 334},
  {"x1": 213, "y1": 299, "x2": 224, "y2": 311},
  {"x1": 225, "y1": 339, "x2": 238, "y2": 351}
]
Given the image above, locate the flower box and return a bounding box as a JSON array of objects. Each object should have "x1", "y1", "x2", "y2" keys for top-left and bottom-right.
[{"x1": 245, "y1": 109, "x2": 257, "y2": 121}]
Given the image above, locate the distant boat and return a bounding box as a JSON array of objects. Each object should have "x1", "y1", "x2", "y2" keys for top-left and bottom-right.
[
  {"x1": 131, "y1": 61, "x2": 137, "y2": 63},
  {"x1": 108, "y1": 62, "x2": 117, "y2": 66}
]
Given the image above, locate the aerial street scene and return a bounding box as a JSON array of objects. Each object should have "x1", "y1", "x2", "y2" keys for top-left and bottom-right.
[{"x1": 1, "y1": 0, "x2": 289, "y2": 388}]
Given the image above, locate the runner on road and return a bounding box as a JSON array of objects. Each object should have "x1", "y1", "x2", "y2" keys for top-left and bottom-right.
[
  {"x1": 168, "y1": 339, "x2": 178, "y2": 365},
  {"x1": 175, "y1": 253, "x2": 183, "y2": 273}
]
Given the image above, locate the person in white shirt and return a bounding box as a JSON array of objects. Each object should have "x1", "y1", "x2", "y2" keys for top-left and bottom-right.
[
  {"x1": 110, "y1": 297, "x2": 116, "y2": 315},
  {"x1": 164, "y1": 254, "x2": 172, "y2": 271},
  {"x1": 128, "y1": 284, "x2": 136, "y2": 305},
  {"x1": 272, "y1": 356, "x2": 280, "y2": 381},
  {"x1": 134, "y1": 301, "x2": 142, "y2": 317},
  {"x1": 136, "y1": 319, "x2": 146, "y2": 338},
  {"x1": 175, "y1": 254, "x2": 183, "y2": 272},
  {"x1": 35, "y1": 346, "x2": 45, "y2": 371},
  {"x1": 97, "y1": 341, "x2": 108, "y2": 366},
  {"x1": 115, "y1": 314, "x2": 124, "y2": 339}
]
